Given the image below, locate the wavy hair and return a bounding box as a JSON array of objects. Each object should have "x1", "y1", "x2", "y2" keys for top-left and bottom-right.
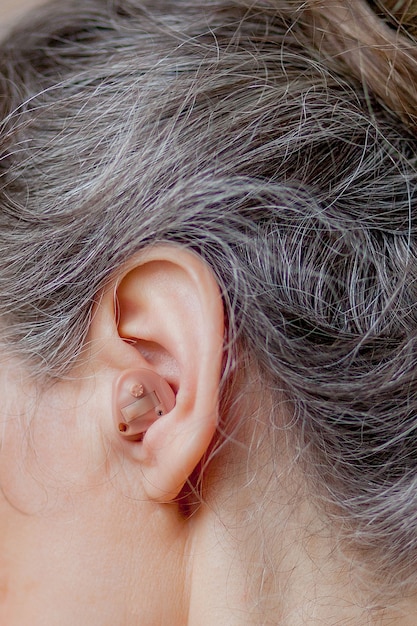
[{"x1": 2, "y1": 0, "x2": 417, "y2": 594}]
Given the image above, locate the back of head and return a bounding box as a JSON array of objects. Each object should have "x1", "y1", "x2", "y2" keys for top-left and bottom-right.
[{"x1": 2, "y1": 0, "x2": 417, "y2": 615}]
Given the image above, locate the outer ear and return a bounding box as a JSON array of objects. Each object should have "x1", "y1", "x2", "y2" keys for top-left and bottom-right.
[{"x1": 91, "y1": 244, "x2": 224, "y2": 502}]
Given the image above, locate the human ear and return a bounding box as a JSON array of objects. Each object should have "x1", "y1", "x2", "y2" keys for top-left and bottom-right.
[{"x1": 91, "y1": 244, "x2": 224, "y2": 501}]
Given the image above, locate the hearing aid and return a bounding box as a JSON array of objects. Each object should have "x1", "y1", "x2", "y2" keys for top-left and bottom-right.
[{"x1": 113, "y1": 369, "x2": 176, "y2": 441}]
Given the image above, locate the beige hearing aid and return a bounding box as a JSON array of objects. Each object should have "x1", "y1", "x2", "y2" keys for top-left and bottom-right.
[{"x1": 113, "y1": 369, "x2": 176, "y2": 441}]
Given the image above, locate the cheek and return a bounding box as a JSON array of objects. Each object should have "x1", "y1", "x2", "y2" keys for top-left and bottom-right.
[
  {"x1": 0, "y1": 386, "x2": 107, "y2": 514},
  {"x1": 31, "y1": 413, "x2": 94, "y2": 486}
]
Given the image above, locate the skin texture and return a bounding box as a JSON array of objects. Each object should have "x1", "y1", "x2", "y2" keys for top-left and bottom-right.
[
  {"x1": 3, "y1": 1, "x2": 417, "y2": 623},
  {"x1": 0, "y1": 244, "x2": 416, "y2": 625},
  {"x1": 0, "y1": 0, "x2": 46, "y2": 37}
]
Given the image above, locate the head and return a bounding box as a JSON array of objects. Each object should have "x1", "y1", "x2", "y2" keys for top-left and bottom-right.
[{"x1": 1, "y1": 0, "x2": 417, "y2": 623}]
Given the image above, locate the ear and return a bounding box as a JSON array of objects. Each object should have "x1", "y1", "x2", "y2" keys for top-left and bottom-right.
[{"x1": 90, "y1": 244, "x2": 224, "y2": 502}]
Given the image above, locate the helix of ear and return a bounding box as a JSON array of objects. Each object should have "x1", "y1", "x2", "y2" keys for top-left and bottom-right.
[{"x1": 113, "y1": 369, "x2": 176, "y2": 442}]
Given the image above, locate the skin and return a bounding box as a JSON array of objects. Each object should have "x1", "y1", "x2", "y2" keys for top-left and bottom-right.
[
  {"x1": 1, "y1": 6, "x2": 417, "y2": 622},
  {"x1": 0, "y1": 245, "x2": 416, "y2": 624},
  {"x1": 0, "y1": 0, "x2": 47, "y2": 38}
]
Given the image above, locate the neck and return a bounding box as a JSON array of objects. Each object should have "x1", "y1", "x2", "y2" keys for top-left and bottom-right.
[
  {"x1": 187, "y1": 446, "x2": 417, "y2": 626},
  {"x1": 0, "y1": 489, "x2": 188, "y2": 626},
  {"x1": 0, "y1": 457, "x2": 417, "y2": 625},
  {"x1": 1, "y1": 495, "x2": 417, "y2": 625}
]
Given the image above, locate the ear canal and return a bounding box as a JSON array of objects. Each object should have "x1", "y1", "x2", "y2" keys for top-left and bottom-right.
[{"x1": 113, "y1": 369, "x2": 176, "y2": 442}]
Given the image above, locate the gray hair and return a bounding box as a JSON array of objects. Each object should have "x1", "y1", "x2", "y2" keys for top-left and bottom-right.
[{"x1": 1, "y1": 0, "x2": 417, "y2": 594}]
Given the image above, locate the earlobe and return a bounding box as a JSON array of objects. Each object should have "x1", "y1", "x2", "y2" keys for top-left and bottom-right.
[{"x1": 98, "y1": 244, "x2": 224, "y2": 501}]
